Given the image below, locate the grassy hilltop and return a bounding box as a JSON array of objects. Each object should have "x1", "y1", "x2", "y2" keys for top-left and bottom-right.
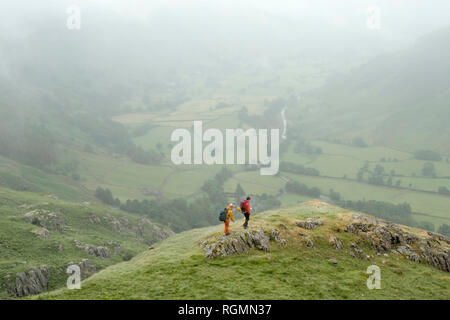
[{"x1": 36, "y1": 201, "x2": 450, "y2": 300}]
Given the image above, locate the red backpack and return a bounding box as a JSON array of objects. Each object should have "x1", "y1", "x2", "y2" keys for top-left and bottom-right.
[{"x1": 240, "y1": 200, "x2": 248, "y2": 213}]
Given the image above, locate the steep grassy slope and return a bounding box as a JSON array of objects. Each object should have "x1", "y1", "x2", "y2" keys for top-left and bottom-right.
[
  {"x1": 299, "y1": 27, "x2": 450, "y2": 153},
  {"x1": 0, "y1": 187, "x2": 173, "y2": 299},
  {"x1": 37, "y1": 201, "x2": 450, "y2": 300}
]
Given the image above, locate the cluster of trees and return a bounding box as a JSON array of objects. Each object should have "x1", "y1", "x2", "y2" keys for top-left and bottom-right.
[
  {"x1": 293, "y1": 140, "x2": 322, "y2": 154},
  {"x1": 329, "y1": 189, "x2": 341, "y2": 201},
  {"x1": 95, "y1": 187, "x2": 121, "y2": 207},
  {"x1": 417, "y1": 221, "x2": 436, "y2": 232},
  {"x1": 95, "y1": 168, "x2": 234, "y2": 232},
  {"x1": 255, "y1": 193, "x2": 281, "y2": 211},
  {"x1": 235, "y1": 183, "x2": 281, "y2": 212},
  {"x1": 280, "y1": 162, "x2": 320, "y2": 176},
  {"x1": 131, "y1": 121, "x2": 155, "y2": 138},
  {"x1": 438, "y1": 224, "x2": 450, "y2": 237},
  {"x1": 285, "y1": 181, "x2": 321, "y2": 198},
  {"x1": 357, "y1": 163, "x2": 401, "y2": 187},
  {"x1": 414, "y1": 150, "x2": 441, "y2": 161},
  {"x1": 367, "y1": 164, "x2": 385, "y2": 185},
  {"x1": 96, "y1": 188, "x2": 223, "y2": 232},
  {"x1": 380, "y1": 157, "x2": 399, "y2": 162},
  {"x1": 68, "y1": 113, "x2": 162, "y2": 165},
  {"x1": 0, "y1": 116, "x2": 59, "y2": 170},
  {"x1": 438, "y1": 186, "x2": 450, "y2": 195},
  {"x1": 337, "y1": 200, "x2": 416, "y2": 227},
  {"x1": 422, "y1": 162, "x2": 436, "y2": 177},
  {"x1": 352, "y1": 137, "x2": 368, "y2": 148},
  {"x1": 119, "y1": 197, "x2": 219, "y2": 232},
  {"x1": 201, "y1": 168, "x2": 233, "y2": 205}
]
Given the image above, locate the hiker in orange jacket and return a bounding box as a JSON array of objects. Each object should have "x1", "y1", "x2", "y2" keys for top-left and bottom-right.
[
  {"x1": 224, "y1": 203, "x2": 235, "y2": 235},
  {"x1": 238, "y1": 196, "x2": 251, "y2": 229}
]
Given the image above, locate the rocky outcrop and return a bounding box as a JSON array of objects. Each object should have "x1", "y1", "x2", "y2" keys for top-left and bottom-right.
[
  {"x1": 349, "y1": 244, "x2": 368, "y2": 260},
  {"x1": 107, "y1": 241, "x2": 122, "y2": 255},
  {"x1": 305, "y1": 238, "x2": 315, "y2": 248},
  {"x1": 24, "y1": 210, "x2": 64, "y2": 232},
  {"x1": 8, "y1": 266, "x2": 50, "y2": 297},
  {"x1": 88, "y1": 214, "x2": 174, "y2": 244},
  {"x1": 78, "y1": 259, "x2": 97, "y2": 277},
  {"x1": 200, "y1": 230, "x2": 270, "y2": 259},
  {"x1": 329, "y1": 236, "x2": 343, "y2": 250},
  {"x1": 67, "y1": 259, "x2": 97, "y2": 278},
  {"x1": 270, "y1": 228, "x2": 287, "y2": 246},
  {"x1": 346, "y1": 214, "x2": 450, "y2": 272},
  {"x1": 74, "y1": 240, "x2": 111, "y2": 259},
  {"x1": 85, "y1": 246, "x2": 111, "y2": 259},
  {"x1": 31, "y1": 227, "x2": 50, "y2": 239},
  {"x1": 394, "y1": 245, "x2": 420, "y2": 263},
  {"x1": 133, "y1": 219, "x2": 174, "y2": 243},
  {"x1": 297, "y1": 218, "x2": 324, "y2": 230}
]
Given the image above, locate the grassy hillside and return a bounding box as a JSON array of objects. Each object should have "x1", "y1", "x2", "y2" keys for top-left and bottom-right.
[
  {"x1": 37, "y1": 201, "x2": 450, "y2": 300},
  {"x1": 298, "y1": 28, "x2": 450, "y2": 154},
  {"x1": 0, "y1": 187, "x2": 173, "y2": 299}
]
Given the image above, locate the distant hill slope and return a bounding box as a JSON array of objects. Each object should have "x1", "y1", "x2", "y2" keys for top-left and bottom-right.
[
  {"x1": 38, "y1": 201, "x2": 450, "y2": 300},
  {"x1": 301, "y1": 27, "x2": 450, "y2": 154},
  {"x1": 0, "y1": 187, "x2": 173, "y2": 299}
]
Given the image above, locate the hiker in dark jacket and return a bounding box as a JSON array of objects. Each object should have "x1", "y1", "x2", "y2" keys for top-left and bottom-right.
[{"x1": 238, "y1": 197, "x2": 251, "y2": 229}]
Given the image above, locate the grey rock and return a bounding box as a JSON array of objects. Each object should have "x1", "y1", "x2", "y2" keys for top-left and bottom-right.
[
  {"x1": 31, "y1": 228, "x2": 50, "y2": 239},
  {"x1": 270, "y1": 228, "x2": 287, "y2": 246},
  {"x1": 85, "y1": 245, "x2": 111, "y2": 259},
  {"x1": 297, "y1": 218, "x2": 324, "y2": 230},
  {"x1": 78, "y1": 259, "x2": 97, "y2": 278},
  {"x1": 329, "y1": 236, "x2": 343, "y2": 250},
  {"x1": 327, "y1": 259, "x2": 337, "y2": 264},
  {"x1": 8, "y1": 266, "x2": 50, "y2": 297},
  {"x1": 74, "y1": 240, "x2": 111, "y2": 258},
  {"x1": 396, "y1": 245, "x2": 421, "y2": 263},
  {"x1": 345, "y1": 214, "x2": 450, "y2": 273},
  {"x1": 24, "y1": 210, "x2": 64, "y2": 231},
  {"x1": 349, "y1": 244, "x2": 367, "y2": 260},
  {"x1": 200, "y1": 229, "x2": 270, "y2": 259},
  {"x1": 306, "y1": 239, "x2": 314, "y2": 248}
]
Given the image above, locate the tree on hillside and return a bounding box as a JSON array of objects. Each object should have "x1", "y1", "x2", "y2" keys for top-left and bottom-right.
[
  {"x1": 329, "y1": 189, "x2": 341, "y2": 201},
  {"x1": 95, "y1": 187, "x2": 120, "y2": 207},
  {"x1": 357, "y1": 168, "x2": 364, "y2": 182},
  {"x1": 352, "y1": 137, "x2": 367, "y2": 148},
  {"x1": 235, "y1": 183, "x2": 246, "y2": 203},
  {"x1": 437, "y1": 224, "x2": 450, "y2": 237},
  {"x1": 422, "y1": 162, "x2": 436, "y2": 177},
  {"x1": 414, "y1": 150, "x2": 441, "y2": 161},
  {"x1": 418, "y1": 221, "x2": 435, "y2": 232},
  {"x1": 374, "y1": 164, "x2": 385, "y2": 176},
  {"x1": 438, "y1": 186, "x2": 450, "y2": 195}
]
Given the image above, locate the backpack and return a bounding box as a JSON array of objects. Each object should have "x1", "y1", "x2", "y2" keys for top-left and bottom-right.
[
  {"x1": 219, "y1": 208, "x2": 228, "y2": 221},
  {"x1": 240, "y1": 200, "x2": 247, "y2": 213}
]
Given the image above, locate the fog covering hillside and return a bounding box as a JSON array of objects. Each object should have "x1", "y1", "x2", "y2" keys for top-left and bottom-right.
[
  {"x1": 0, "y1": 0, "x2": 450, "y2": 300},
  {"x1": 301, "y1": 27, "x2": 450, "y2": 153}
]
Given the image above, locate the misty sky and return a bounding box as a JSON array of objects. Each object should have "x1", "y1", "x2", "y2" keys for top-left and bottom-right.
[{"x1": 1, "y1": 0, "x2": 450, "y2": 83}]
